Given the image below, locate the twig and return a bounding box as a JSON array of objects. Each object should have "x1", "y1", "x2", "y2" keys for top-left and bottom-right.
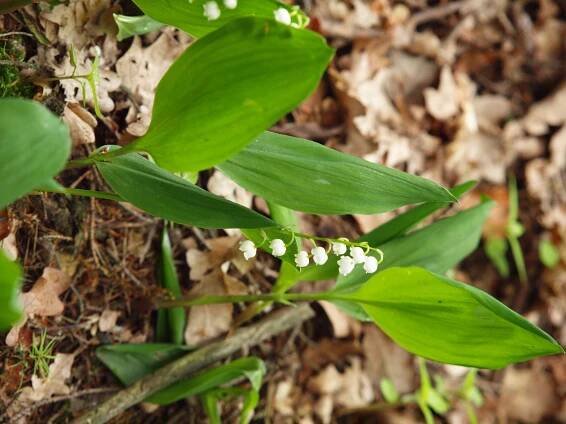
[
  {"x1": 0, "y1": 59, "x2": 36, "y2": 69},
  {"x1": 73, "y1": 304, "x2": 315, "y2": 424}
]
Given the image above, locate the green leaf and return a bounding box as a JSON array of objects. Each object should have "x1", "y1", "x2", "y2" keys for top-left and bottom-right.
[
  {"x1": 147, "y1": 357, "x2": 266, "y2": 404},
  {"x1": 539, "y1": 239, "x2": 560, "y2": 268},
  {"x1": 346, "y1": 267, "x2": 563, "y2": 368},
  {"x1": 0, "y1": 98, "x2": 71, "y2": 209},
  {"x1": 128, "y1": 18, "x2": 332, "y2": 172},
  {"x1": 96, "y1": 343, "x2": 190, "y2": 386},
  {"x1": 0, "y1": 251, "x2": 23, "y2": 330},
  {"x1": 219, "y1": 132, "x2": 456, "y2": 215},
  {"x1": 113, "y1": 14, "x2": 164, "y2": 41},
  {"x1": 158, "y1": 229, "x2": 186, "y2": 344},
  {"x1": 379, "y1": 378, "x2": 399, "y2": 403},
  {"x1": 132, "y1": 0, "x2": 306, "y2": 38},
  {"x1": 96, "y1": 151, "x2": 275, "y2": 229}
]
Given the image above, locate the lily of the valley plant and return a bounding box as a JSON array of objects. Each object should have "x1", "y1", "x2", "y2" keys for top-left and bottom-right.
[{"x1": 0, "y1": 0, "x2": 563, "y2": 421}]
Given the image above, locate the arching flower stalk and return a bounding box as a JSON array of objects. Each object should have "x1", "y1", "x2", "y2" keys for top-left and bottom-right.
[{"x1": 239, "y1": 229, "x2": 384, "y2": 277}]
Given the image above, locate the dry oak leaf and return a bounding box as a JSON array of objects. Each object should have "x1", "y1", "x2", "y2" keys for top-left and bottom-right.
[
  {"x1": 184, "y1": 270, "x2": 247, "y2": 346},
  {"x1": 185, "y1": 236, "x2": 239, "y2": 281},
  {"x1": 6, "y1": 268, "x2": 71, "y2": 347}
]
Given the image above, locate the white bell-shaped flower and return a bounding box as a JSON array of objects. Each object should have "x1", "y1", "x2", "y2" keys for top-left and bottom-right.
[
  {"x1": 332, "y1": 242, "x2": 347, "y2": 255},
  {"x1": 311, "y1": 246, "x2": 328, "y2": 265},
  {"x1": 350, "y1": 246, "x2": 366, "y2": 264},
  {"x1": 203, "y1": 1, "x2": 221, "y2": 20},
  {"x1": 337, "y1": 256, "x2": 356, "y2": 276},
  {"x1": 239, "y1": 240, "x2": 257, "y2": 260},
  {"x1": 295, "y1": 251, "x2": 309, "y2": 268},
  {"x1": 274, "y1": 7, "x2": 291, "y2": 25},
  {"x1": 223, "y1": 0, "x2": 238, "y2": 9},
  {"x1": 270, "y1": 239, "x2": 286, "y2": 257},
  {"x1": 363, "y1": 256, "x2": 379, "y2": 274}
]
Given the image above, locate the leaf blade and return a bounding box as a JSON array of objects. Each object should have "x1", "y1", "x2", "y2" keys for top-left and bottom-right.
[
  {"x1": 0, "y1": 98, "x2": 71, "y2": 208},
  {"x1": 219, "y1": 132, "x2": 455, "y2": 215},
  {"x1": 132, "y1": 17, "x2": 333, "y2": 172},
  {"x1": 0, "y1": 251, "x2": 23, "y2": 330},
  {"x1": 96, "y1": 152, "x2": 275, "y2": 229},
  {"x1": 349, "y1": 267, "x2": 563, "y2": 368}
]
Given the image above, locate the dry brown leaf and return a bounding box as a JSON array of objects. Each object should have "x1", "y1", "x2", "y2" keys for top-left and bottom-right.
[
  {"x1": 1, "y1": 232, "x2": 18, "y2": 260},
  {"x1": 318, "y1": 301, "x2": 361, "y2": 338},
  {"x1": 362, "y1": 325, "x2": 416, "y2": 394},
  {"x1": 6, "y1": 268, "x2": 70, "y2": 347},
  {"x1": 116, "y1": 29, "x2": 190, "y2": 136},
  {"x1": 184, "y1": 270, "x2": 247, "y2": 346},
  {"x1": 424, "y1": 66, "x2": 459, "y2": 121},
  {"x1": 7, "y1": 353, "x2": 76, "y2": 420},
  {"x1": 98, "y1": 309, "x2": 120, "y2": 332},
  {"x1": 208, "y1": 171, "x2": 253, "y2": 209},
  {"x1": 185, "y1": 236, "x2": 239, "y2": 281},
  {"x1": 273, "y1": 379, "x2": 295, "y2": 416},
  {"x1": 499, "y1": 366, "x2": 559, "y2": 422},
  {"x1": 62, "y1": 104, "x2": 96, "y2": 146}
]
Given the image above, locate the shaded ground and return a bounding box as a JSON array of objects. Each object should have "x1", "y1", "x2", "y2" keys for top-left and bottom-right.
[{"x1": 0, "y1": 0, "x2": 565, "y2": 423}]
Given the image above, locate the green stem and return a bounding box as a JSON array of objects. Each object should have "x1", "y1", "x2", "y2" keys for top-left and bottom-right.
[
  {"x1": 156, "y1": 291, "x2": 351, "y2": 309},
  {"x1": 65, "y1": 158, "x2": 97, "y2": 170},
  {"x1": 39, "y1": 187, "x2": 123, "y2": 202}
]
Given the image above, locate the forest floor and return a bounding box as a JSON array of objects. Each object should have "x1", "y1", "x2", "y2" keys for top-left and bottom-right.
[{"x1": 0, "y1": 0, "x2": 565, "y2": 423}]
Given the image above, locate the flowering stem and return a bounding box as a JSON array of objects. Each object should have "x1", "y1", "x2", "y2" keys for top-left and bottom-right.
[
  {"x1": 38, "y1": 187, "x2": 123, "y2": 202},
  {"x1": 155, "y1": 291, "x2": 355, "y2": 309}
]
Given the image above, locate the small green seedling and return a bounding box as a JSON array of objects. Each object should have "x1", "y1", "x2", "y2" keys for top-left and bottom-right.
[
  {"x1": 485, "y1": 176, "x2": 528, "y2": 284},
  {"x1": 538, "y1": 238, "x2": 560, "y2": 269},
  {"x1": 29, "y1": 331, "x2": 57, "y2": 378}
]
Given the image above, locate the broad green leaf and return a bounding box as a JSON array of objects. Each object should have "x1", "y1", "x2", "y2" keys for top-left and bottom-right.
[
  {"x1": 132, "y1": 0, "x2": 306, "y2": 38},
  {"x1": 96, "y1": 343, "x2": 190, "y2": 385},
  {"x1": 0, "y1": 98, "x2": 71, "y2": 209},
  {"x1": 128, "y1": 18, "x2": 332, "y2": 172},
  {"x1": 114, "y1": 14, "x2": 164, "y2": 41},
  {"x1": 0, "y1": 251, "x2": 23, "y2": 330},
  {"x1": 219, "y1": 132, "x2": 455, "y2": 215},
  {"x1": 96, "y1": 151, "x2": 275, "y2": 229},
  {"x1": 148, "y1": 357, "x2": 266, "y2": 404},
  {"x1": 157, "y1": 229, "x2": 186, "y2": 344},
  {"x1": 346, "y1": 267, "x2": 563, "y2": 368}
]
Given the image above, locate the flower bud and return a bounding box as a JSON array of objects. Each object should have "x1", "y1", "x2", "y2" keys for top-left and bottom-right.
[
  {"x1": 239, "y1": 240, "x2": 256, "y2": 260},
  {"x1": 270, "y1": 239, "x2": 286, "y2": 257},
  {"x1": 295, "y1": 251, "x2": 309, "y2": 268},
  {"x1": 224, "y1": 0, "x2": 238, "y2": 9},
  {"x1": 363, "y1": 256, "x2": 378, "y2": 274},
  {"x1": 350, "y1": 246, "x2": 366, "y2": 264},
  {"x1": 332, "y1": 242, "x2": 347, "y2": 256},
  {"x1": 311, "y1": 246, "x2": 328, "y2": 265},
  {"x1": 337, "y1": 256, "x2": 356, "y2": 276},
  {"x1": 274, "y1": 7, "x2": 291, "y2": 25},
  {"x1": 203, "y1": 1, "x2": 221, "y2": 20}
]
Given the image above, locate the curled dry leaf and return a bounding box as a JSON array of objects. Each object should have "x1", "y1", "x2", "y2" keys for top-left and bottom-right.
[
  {"x1": 62, "y1": 103, "x2": 97, "y2": 146},
  {"x1": 6, "y1": 268, "x2": 71, "y2": 347},
  {"x1": 184, "y1": 269, "x2": 247, "y2": 346},
  {"x1": 424, "y1": 65, "x2": 459, "y2": 121}
]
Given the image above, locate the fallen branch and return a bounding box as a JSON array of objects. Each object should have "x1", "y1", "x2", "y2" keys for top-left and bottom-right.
[{"x1": 73, "y1": 304, "x2": 314, "y2": 424}]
